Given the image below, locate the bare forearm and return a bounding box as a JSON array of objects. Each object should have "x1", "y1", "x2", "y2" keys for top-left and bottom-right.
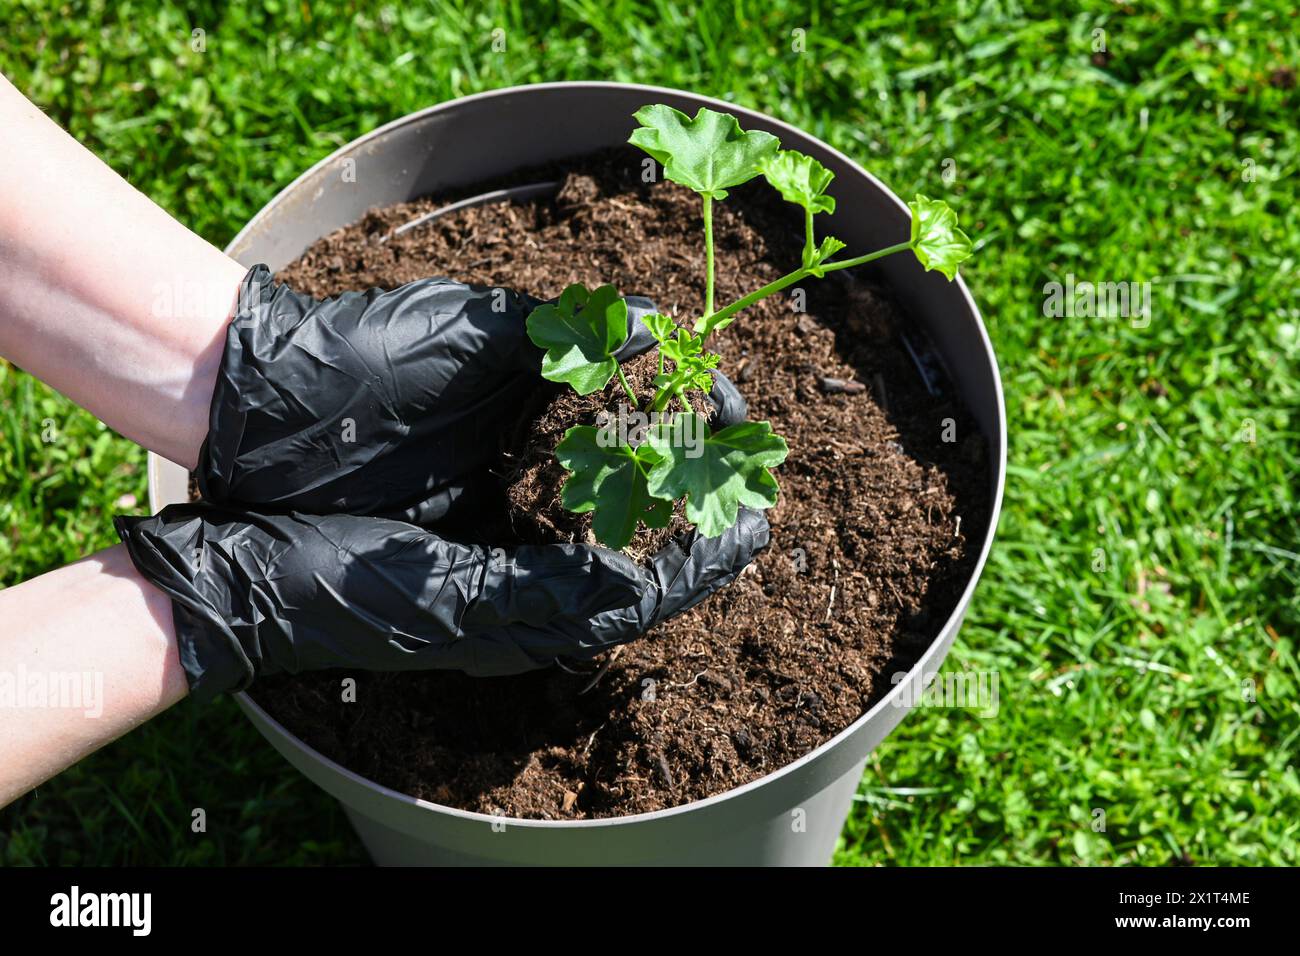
[
  {"x1": 0, "y1": 72, "x2": 245, "y2": 468},
  {"x1": 0, "y1": 545, "x2": 188, "y2": 808}
]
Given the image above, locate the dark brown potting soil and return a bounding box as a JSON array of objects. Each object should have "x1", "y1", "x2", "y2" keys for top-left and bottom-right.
[{"x1": 241, "y1": 148, "x2": 991, "y2": 819}]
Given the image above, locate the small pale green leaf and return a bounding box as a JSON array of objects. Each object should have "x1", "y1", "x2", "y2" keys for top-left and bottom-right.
[
  {"x1": 687, "y1": 355, "x2": 720, "y2": 393},
  {"x1": 526, "y1": 283, "x2": 629, "y2": 394},
  {"x1": 641, "y1": 311, "x2": 678, "y2": 345},
  {"x1": 629, "y1": 104, "x2": 780, "y2": 200},
  {"x1": 645, "y1": 415, "x2": 789, "y2": 538},
  {"x1": 658, "y1": 329, "x2": 720, "y2": 394},
  {"x1": 660, "y1": 328, "x2": 702, "y2": 365},
  {"x1": 805, "y1": 234, "x2": 847, "y2": 276},
  {"x1": 555, "y1": 426, "x2": 672, "y2": 549},
  {"x1": 761, "y1": 149, "x2": 836, "y2": 215},
  {"x1": 908, "y1": 195, "x2": 973, "y2": 281}
]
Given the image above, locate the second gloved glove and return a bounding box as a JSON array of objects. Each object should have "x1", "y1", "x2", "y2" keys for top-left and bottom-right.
[{"x1": 114, "y1": 503, "x2": 769, "y2": 702}]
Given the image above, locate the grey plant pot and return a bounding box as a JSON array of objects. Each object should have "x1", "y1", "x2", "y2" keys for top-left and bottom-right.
[{"x1": 147, "y1": 81, "x2": 1007, "y2": 866}]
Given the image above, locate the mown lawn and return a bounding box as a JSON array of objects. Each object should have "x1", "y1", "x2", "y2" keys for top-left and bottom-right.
[{"x1": 1, "y1": 0, "x2": 1296, "y2": 865}]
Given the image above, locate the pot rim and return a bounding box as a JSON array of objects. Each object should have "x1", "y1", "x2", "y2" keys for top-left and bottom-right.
[{"x1": 221, "y1": 80, "x2": 1008, "y2": 830}]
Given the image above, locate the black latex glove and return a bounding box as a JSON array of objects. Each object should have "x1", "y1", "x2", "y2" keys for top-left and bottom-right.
[
  {"x1": 114, "y1": 503, "x2": 768, "y2": 702},
  {"x1": 197, "y1": 265, "x2": 659, "y2": 524}
]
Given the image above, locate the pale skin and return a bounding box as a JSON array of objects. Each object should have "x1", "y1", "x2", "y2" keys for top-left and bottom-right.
[{"x1": 0, "y1": 73, "x2": 247, "y2": 807}]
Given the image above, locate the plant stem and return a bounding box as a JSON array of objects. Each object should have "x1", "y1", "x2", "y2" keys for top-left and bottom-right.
[
  {"x1": 648, "y1": 380, "x2": 694, "y2": 415},
  {"x1": 702, "y1": 194, "x2": 715, "y2": 318},
  {"x1": 650, "y1": 367, "x2": 691, "y2": 413},
  {"x1": 803, "y1": 206, "x2": 815, "y2": 264},
  {"x1": 616, "y1": 366, "x2": 639, "y2": 408},
  {"x1": 816, "y1": 239, "x2": 914, "y2": 274},
  {"x1": 647, "y1": 358, "x2": 707, "y2": 411},
  {"x1": 698, "y1": 268, "x2": 806, "y2": 339},
  {"x1": 699, "y1": 239, "x2": 916, "y2": 341}
]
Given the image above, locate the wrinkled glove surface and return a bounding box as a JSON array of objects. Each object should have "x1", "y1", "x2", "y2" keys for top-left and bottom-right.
[
  {"x1": 115, "y1": 504, "x2": 768, "y2": 702},
  {"x1": 196, "y1": 265, "x2": 658, "y2": 523}
]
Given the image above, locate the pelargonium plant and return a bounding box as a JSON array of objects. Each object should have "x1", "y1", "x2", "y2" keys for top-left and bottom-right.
[{"x1": 524, "y1": 104, "x2": 974, "y2": 550}]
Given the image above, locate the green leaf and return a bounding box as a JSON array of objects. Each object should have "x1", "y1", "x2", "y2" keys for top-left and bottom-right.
[
  {"x1": 761, "y1": 149, "x2": 836, "y2": 215},
  {"x1": 659, "y1": 329, "x2": 721, "y2": 392},
  {"x1": 555, "y1": 426, "x2": 672, "y2": 549},
  {"x1": 645, "y1": 415, "x2": 789, "y2": 538},
  {"x1": 688, "y1": 362, "x2": 720, "y2": 392},
  {"x1": 805, "y1": 235, "x2": 847, "y2": 276},
  {"x1": 908, "y1": 195, "x2": 973, "y2": 281},
  {"x1": 641, "y1": 311, "x2": 678, "y2": 345},
  {"x1": 629, "y1": 104, "x2": 780, "y2": 200},
  {"x1": 525, "y1": 283, "x2": 629, "y2": 395},
  {"x1": 658, "y1": 327, "x2": 701, "y2": 365}
]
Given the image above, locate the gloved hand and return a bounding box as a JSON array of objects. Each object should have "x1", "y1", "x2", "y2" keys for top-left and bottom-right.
[
  {"x1": 113, "y1": 503, "x2": 769, "y2": 702},
  {"x1": 151, "y1": 269, "x2": 771, "y2": 701},
  {"x1": 196, "y1": 265, "x2": 659, "y2": 523}
]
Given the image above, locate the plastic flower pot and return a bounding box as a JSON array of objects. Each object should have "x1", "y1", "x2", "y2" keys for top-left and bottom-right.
[{"x1": 147, "y1": 81, "x2": 1007, "y2": 866}]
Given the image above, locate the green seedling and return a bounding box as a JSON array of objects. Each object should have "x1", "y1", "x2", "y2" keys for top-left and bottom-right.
[{"x1": 525, "y1": 104, "x2": 975, "y2": 549}]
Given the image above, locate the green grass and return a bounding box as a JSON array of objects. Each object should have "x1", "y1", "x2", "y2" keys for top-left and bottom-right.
[{"x1": 1, "y1": 0, "x2": 1297, "y2": 866}]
